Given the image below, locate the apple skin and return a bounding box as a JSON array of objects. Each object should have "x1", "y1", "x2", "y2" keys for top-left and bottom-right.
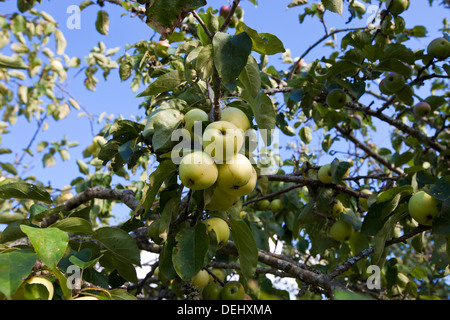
[
  {"x1": 202, "y1": 283, "x2": 222, "y2": 300},
  {"x1": 333, "y1": 200, "x2": 345, "y2": 216},
  {"x1": 379, "y1": 78, "x2": 395, "y2": 95},
  {"x1": 383, "y1": 73, "x2": 405, "y2": 93},
  {"x1": 204, "y1": 187, "x2": 240, "y2": 212},
  {"x1": 413, "y1": 102, "x2": 431, "y2": 117},
  {"x1": 386, "y1": 0, "x2": 410, "y2": 15},
  {"x1": 216, "y1": 153, "x2": 253, "y2": 190},
  {"x1": 204, "y1": 217, "x2": 230, "y2": 248},
  {"x1": 326, "y1": 89, "x2": 347, "y2": 109},
  {"x1": 270, "y1": 199, "x2": 283, "y2": 213},
  {"x1": 257, "y1": 199, "x2": 271, "y2": 210},
  {"x1": 209, "y1": 268, "x2": 226, "y2": 283},
  {"x1": 221, "y1": 107, "x2": 250, "y2": 132},
  {"x1": 427, "y1": 37, "x2": 450, "y2": 60},
  {"x1": 219, "y1": 165, "x2": 257, "y2": 197},
  {"x1": 184, "y1": 108, "x2": 209, "y2": 136},
  {"x1": 219, "y1": 5, "x2": 231, "y2": 18},
  {"x1": 408, "y1": 191, "x2": 440, "y2": 226},
  {"x1": 220, "y1": 281, "x2": 245, "y2": 300},
  {"x1": 329, "y1": 220, "x2": 354, "y2": 242},
  {"x1": 318, "y1": 164, "x2": 333, "y2": 184},
  {"x1": 359, "y1": 189, "x2": 372, "y2": 211},
  {"x1": 179, "y1": 151, "x2": 218, "y2": 190},
  {"x1": 202, "y1": 121, "x2": 244, "y2": 162},
  {"x1": 147, "y1": 220, "x2": 164, "y2": 245},
  {"x1": 192, "y1": 270, "x2": 210, "y2": 289}
]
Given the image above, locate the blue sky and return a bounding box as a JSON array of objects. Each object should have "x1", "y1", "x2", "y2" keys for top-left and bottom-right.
[{"x1": 0, "y1": 0, "x2": 449, "y2": 221}]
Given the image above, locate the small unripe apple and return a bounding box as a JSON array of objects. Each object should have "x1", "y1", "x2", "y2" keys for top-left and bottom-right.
[
  {"x1": 413, "y1": 102, "x2": 431, "y2": 117},
  {"x1": 220, "y1": 281, "x2": 245, "y2": 300},
  {"x1": 333, "y1": 200, "x2": 345, "y2": 216},
  {"x1": 257, "y1": 199, "x2": 271, "y2": 210},
  {"x1": 270, "y1": 199, "x2": 283, "y2": 213},
  {"x1": 318, "y1": 164, "x2": 333, "y2": 184},
  {"x1": 326, "y1": 89, "x2": 347, "y2": 109},
  {"x1": 427, "y1": 37, "x2": 450, "y2": 60},
  {"x1": 209, "y1": 268, "x2": 226, "y2": 283},
  {"x1": 329, "y1": 220, "x2": 354, "y2": 242},
  {"x1": 204, "y1": 217, "x2": 230, "y2": 248},
  {"x1": 359, "y1": 189, "x2": 372, "y2": 211},
  {"x1": 192, "y1": 270, "x2": 210, "y2": 289},
  {"x1": 386, "y1": 0, "x2": 410, "y2": 15},
  {"x1": 379, "y1": 78, "x2": 394, "y2": 95},
  {"x1": 408, "y1": 191, "x2": 440, "y2": 226},
  {"x1": 202, "y1": 121, "x2": 244, "y2": 162},
  {"x1": 184, "y1": 108, "x2": 209, "y2": 136},
  {"x1": 202, "y1": 283, "x2": 222, "y2": 300},
  {"x1": 179, "y1": 151, "x2": 218, "y2": 190},
  {"x1": 221, "y1": 107, "x2": 250, "y2": 132},
  {"x1": 383, "y1": 73, "x2": 405, "y2": 93},
  {"x1": 216, "y1": 153, "x2": 253, "y2": 190},
  {"x1": 219, "y1": 5, "x2": 231, "y2": 18}
]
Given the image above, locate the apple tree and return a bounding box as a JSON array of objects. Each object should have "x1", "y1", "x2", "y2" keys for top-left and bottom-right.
[{"x1": 0, "y1": 0, "x2": 449, "y2": 301}]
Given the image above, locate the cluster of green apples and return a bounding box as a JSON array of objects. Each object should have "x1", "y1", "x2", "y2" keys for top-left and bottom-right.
[
  {"x1": 257, "y1": 198, "x2": 283, "y2": 213},
  {"x1": 178, "y1": 106, "x2": 257, "y2": 212}
]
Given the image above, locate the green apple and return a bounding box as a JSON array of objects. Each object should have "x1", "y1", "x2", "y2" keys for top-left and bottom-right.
[
  {"x1": 270, "y1": 199, "x2": 283, "y2": 213},
  {"x1": 184, "y1": 108, "x2": 209, "y2": 136},
  {"x1": 192, "y1": 270, "x2": 210, "y2": 289},
  {"x1": 209, "y1": 268, "x2": 226, "y2": 283},
  {"x1": 202, "y1": 121, "x2": 244, "y2": 162},
  {"x1": 179, "y1": 151, "x2": 218, "y2": 190},
  {"x1": 216, "y1": 153, "x2": 253, "y2": 190},
  {"x1": 413, "y1": 101, "x2": 431, "y2": 117},
  {"x1": 427, "y1": 37, "x2": 450, "y2": 60},
  {"x1": 386, "y1": 0, "x2": 410, "y2": 15},
  {"x1": 359, "y1": 189, "x2": 372, "y2": 211},
  {"x1": 326, "y1": 89, "x2": 347, "y2": 109},
  {"x1": 147, "y1": 219, "x2": 164, "y2": 245},
  {"x1": 204, "y1": 217, "x2": 230, "y2": 248},
  {"x1": 219, "y1": 165, "x2": 257, "y2": 197},
  {"x1": 257, "y1": 199, "x2": 271, "y2": 210},
  {"x1": 202, "y1": 283, "x2": 222, "y2": 300},
  {"x1": 383, "y1": 73, "x2": 405, "y2": 93},
  {"x1": 395, "y1": 85, "x2": 414, "y2": 105},
  {"x1": 318, "y1": 164, "x2": 333, "y2": 184},
  {"x1": 220, "y1": 281, "x2": 245, "y2": 300},
  {"x1": 329, "y1": 220, "x2": 354, "y2": 242},
  {"x1": 333, "y1": 200, "x2": 345, "y2": 216},
  {"x1": 204, "y1": 187, "x2": 240, "y2": 212},
  {"x1": 379, "y1": 78, "x2": 395, "y2": 95},
  {"x1": 408, "y1": 191, "x2": 440, "y2": 226},
  {"x1": 0, "y1": 212, "x2": 26, "y2": 223},
  {"x1": 221, "y1": 107, "x2": 250, "y2": 132}
]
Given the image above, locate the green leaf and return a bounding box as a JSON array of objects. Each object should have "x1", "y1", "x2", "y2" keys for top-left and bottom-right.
[
  {"x1": 287, "y1": 0, "x2": 308, "y2": 8},
  {"x1": 0, "y1": 53, "x2": 28, "y2": 69},
  {"x1": 54, "y1": 29, "x2": 67, "y2": 55},
  {"x1": 322, "y1": 0, "x2": 343, "y2": 15},
  {"x1": 20, "y1": 225, "x2": 69, "y2": 271},
  {"x1": 158, "y1": 235, "x2": 177, "y2": 284},
  {"x1": 228, "y1": 218, "x2": 258, "y2": 278},
  {"x1": 236, "y1": 23, "x2": 285, "y2": 56},
  {"x1": 213, "y1": 32, "x2": 253, "y2": 86},
  {"x1": 172, "y1": 223, "x2": 210, "y2": 280},
  {"x1": 95, "y1": 10, "x2": 110, "y2": 35},
  {"x1": 146, "y1": 0, "x2": 207, "y2": 38},
  {"x1": 17, "y1": 0, "x2": 37, "y2": 12},
  {"x1": 0, "y1": 182, "x2": 52, "y2": 203},
  {"x1": 141, "y1": 160, "x2": 177, "y2": 212},
  {"x1": 0, "y1": 249, "x2": 37, "y2": 299},
  {"x1": 50, "y1": 217, "x2": 93, "y2": 235},
  {"x1": 0, "y1": 162, "x2": 17, "y2": 175},
  {"x1": 137, "y1": 70, "x2": 186, "y2": 97},
  {"x1": 239, "y1": 55, "x2": 261, "y2": 98},
  {"x1": 195, "y1": 44, "x2": 214, "y2": 80},
  {"x1": 93, "y1": 227, "x2": 141, "y2": 266}
]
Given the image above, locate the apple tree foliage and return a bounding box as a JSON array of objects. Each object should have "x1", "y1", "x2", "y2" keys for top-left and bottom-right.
[{"x1": 0, "y1": 0, "x2": 449, "y2": 300}]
